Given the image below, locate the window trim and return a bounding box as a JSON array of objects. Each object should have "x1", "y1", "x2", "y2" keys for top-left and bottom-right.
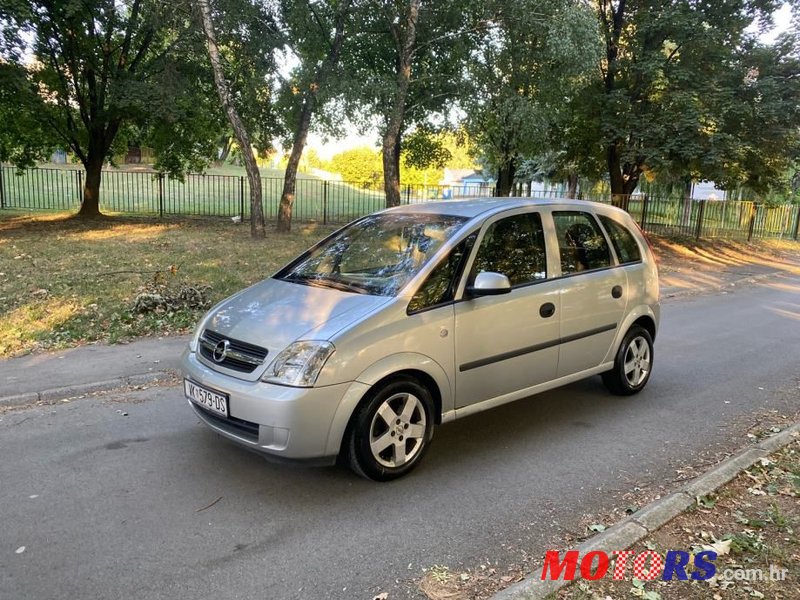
[
  {"x1": 458, "y1": 210, "x2": 549, "y2": 295},
  {"x1": 596, "y1": 214, "x2": 644, "y2": 266},
  {"x1": 406, "y1": 231, "x2": 478, "y2": 315},
  {"x1": 551, "y1": 209, "x2": 616, "y2": 276}
]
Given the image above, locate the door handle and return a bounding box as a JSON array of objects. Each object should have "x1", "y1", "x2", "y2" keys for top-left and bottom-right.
[
  {"x1": 539, "y1": 302, "x2": 556, "y2": 318},
  {"x1": 612, "y1": 285, "x2": 623, "y2": 299}
]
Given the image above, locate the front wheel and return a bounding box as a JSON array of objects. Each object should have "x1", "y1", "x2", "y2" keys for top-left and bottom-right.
[
  {"x1": 602, "y1": 325, "x2": 654, "y2": 396},
  {"x1": 346, "y1": 377, "x2": 434, "y2": 481}
]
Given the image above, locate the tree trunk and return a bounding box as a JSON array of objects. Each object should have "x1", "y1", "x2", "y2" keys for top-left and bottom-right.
[
  {"x1": 383, "y1": 128, "x2": 403, "y2": 207},
  {"x1": 495, "y1": 159, "x2": 516, "y2": 197},
  {"x1": 215, "y1": 136, "x2": 233, "y2": 166},
  {"x1": 277, "y1": 104, "x2": 313, "y2": 232},
  {"x1": 78, "y1": 155, "x2": 104, "y2": 218},
  {"x1": 566, "y1": 172, "x2": 579, "y2": 199},
  {"x1": 607, "y1": 143, "x2": 625, "y2": 199},
  {"x1": 278, "y1": 0, "x2": 351, "y2": 232},
  {"x1": 383, "y1": 0, "x2": 420, "y2": 208},
  {"x1": 196, "y1": 0, "x2": 265, "y2": 238}
]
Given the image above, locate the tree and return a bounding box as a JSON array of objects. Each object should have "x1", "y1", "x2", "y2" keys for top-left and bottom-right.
[
  {"x1": 329, "y1": 146, "x2": 383, "y2": 183},
  {"x1": 276, "y1": 0, "x2": 355, "y2": 231},
  {"x1": 463, "y1": 0, "x2": 600, "y2": 196},
  {"x1": 576, "y1": 0, "x2": 785, "y2": 197},
  {"x1": 195, "y1": 0, "x2": 278, "y2": 238},
  {"x1": 1, "y1": 0, "x2": 224, "y2": 217},
  {"x1": 342, "y1": 0, "x2": 482, "y2": 206},
  {"x1": 705, "y1": 33, "x2": 800, "y2": 197}
]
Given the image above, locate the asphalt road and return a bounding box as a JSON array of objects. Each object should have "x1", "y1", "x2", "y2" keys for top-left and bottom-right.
[{"x1": 2, "y1": 275, "x2": 799, "y2": 600}]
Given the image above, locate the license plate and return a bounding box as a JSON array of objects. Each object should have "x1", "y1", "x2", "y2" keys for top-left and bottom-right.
[{"x1": 184, "y1": 379, "x2": 228, "y2": 417}]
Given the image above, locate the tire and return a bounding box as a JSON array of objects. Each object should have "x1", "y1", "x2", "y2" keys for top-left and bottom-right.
[
  {"x1": 602, "y1": 325, "x2": 654, "y2": 396},
  {"x1": 346, "y1": 377, "x2": 435, "y2": 481}
]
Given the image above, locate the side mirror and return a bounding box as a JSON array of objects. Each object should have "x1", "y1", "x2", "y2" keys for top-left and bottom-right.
[{"x1": 467, "y1": 271, "x2": 512, "y2": 297}]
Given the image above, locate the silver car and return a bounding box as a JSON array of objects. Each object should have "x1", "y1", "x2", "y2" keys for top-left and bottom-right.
[{"x1": 181, "y1": 198, "x2": 659, "y2": 480}]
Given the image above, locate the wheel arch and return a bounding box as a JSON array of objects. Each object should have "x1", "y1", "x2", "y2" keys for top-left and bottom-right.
[
  {"x1": 604, "y1": 305, "x2": 659, "y2": 364},
  {"x1": 632, "y1": 314, "x2": 657, "y2": 342},
  {"x1": 324, "y1": 353, "x2": 452, "y2": 456}
]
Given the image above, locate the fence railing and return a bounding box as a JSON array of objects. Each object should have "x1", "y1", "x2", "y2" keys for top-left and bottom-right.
[{"x1": 1, "y1": 165, "x2": 798, "y2": 241}]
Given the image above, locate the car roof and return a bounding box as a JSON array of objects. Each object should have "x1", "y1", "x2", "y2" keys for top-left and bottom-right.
[{"x1": 384, "y1": 196, "x2": 627, "y2": 220}]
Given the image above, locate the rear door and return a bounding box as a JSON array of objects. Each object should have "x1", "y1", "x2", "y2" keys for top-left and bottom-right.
[
  {"x1": 454, "y1": 210, "x2": 561, "y2": 408},
  {"x1": 552, "y1": 210, "x2": 628, "y2": 377}
]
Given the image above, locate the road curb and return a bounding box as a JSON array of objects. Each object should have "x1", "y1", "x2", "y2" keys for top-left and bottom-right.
[
  {"x1": 489, "y1": 422, "x2": 800, "y2": 600},
  {"x1": 0, "y1": 371, "x2": 174, "y2": 408}
]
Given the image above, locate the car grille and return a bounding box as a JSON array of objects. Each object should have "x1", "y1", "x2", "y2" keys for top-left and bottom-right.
[{"x1": 199, "y1": 329, "x2": 268, "y2": 373}]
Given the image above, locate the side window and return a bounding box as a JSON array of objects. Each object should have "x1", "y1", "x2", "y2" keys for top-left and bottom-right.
[
  {"x1": 408, "y1": 235, "x2": 474, "y2": 313},
  {"x1": 598, "y1": 215, "x2": 642, "y2": 264},
  {"x1": 553, "y1": 211, "x2": 612, "y2": 274},
  {"x1": 468, "y1": 213, "x2": 547, "y2": 286}
]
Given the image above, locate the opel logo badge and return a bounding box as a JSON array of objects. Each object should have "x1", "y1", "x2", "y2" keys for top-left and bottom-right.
[{"x1": 212, "y1": 339, "x2": 230, "y2": 363}]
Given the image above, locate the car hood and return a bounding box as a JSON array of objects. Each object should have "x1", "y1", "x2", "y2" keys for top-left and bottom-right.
[{"x1": 203, "y1": 278, "x2": 391, "y2": 355}]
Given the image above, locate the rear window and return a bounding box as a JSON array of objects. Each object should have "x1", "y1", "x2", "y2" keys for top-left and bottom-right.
[
  {"x1": 598, "y1": 215, "x2": 642, "y2": 264},
  {"x1": 552, "y1": 211, "x2": 612, "y2": 274}
]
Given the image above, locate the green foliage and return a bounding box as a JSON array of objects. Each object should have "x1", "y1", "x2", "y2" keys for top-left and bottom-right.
[
  {"x1": 561, "y1": 0, "x2": 798, "y2": 196},
  {"x1": 403, "y1": 129, "x2": 452, "y2": 171},
  {"x1": 0, "y1": 0, "x2": 227, "y2": 178},
  {"x1": 0, "y1": 63, "x2": 56, "y2": 167},
  {"x1": 400, "y1": 156, "x2": 443, "y2": 186},
  {"x1": 275, "y1": 0, "x2": 356, "y2": 144},
  {"x1": 339, "y1": 0, "x2": 483, "y2": 148},
  {"x1": 463, "y1": 0, "x2": 601, "y2": 179},
  {"x1": 327, "y1": 145, "x2": 444, "y2": 185},
  {"x1": 299, "y1": 147, "x2": 325, "y2": 172},
  {"x1": 329, "y1": 146, "x2": 383, "y2": 183}
]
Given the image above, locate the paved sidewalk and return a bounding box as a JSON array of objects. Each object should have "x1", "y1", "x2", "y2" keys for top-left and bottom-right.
[{"x1": 0, "y1": 335, "x2": 188, "y2": 405}]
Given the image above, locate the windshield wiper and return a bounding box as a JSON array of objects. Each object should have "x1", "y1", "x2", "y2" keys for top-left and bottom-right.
[{"x1": 279, "y1": 274, "x2": 371, "y2": 295}]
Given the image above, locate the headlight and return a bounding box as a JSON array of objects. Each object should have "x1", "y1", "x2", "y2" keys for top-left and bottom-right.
[
  {"x1": 188, "y1": 320, "x2": 205, "y2": 353},
  {"x1": 262, "y1": 341, "x2": 335, "y2": 387}
]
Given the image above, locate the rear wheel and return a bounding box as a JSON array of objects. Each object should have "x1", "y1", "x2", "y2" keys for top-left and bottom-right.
[
  {"x1": 346, "y1": 377, "x2": 434, "y2": 481},
  {"x1": 602, "y1": 325, "x2": 653, "y2": 395}
]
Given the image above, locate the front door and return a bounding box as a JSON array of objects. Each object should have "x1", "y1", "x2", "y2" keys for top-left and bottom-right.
[{"x1": 454, "y1": 211, "x2": 560, "y2": 408}]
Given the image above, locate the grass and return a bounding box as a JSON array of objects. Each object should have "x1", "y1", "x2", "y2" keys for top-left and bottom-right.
[{"x1": 0, "y1": 212, "x2": 336, "y2": 357}]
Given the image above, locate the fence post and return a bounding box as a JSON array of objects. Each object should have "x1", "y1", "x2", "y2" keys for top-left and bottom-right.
[
  {"x1": 77, "y1": 170, "x2": 83, "y2": 206},
  {"x1": 158, "y1": 173, "x2": 164, "y2": 218},
  {"x1": 323, "y1": 180, "x2": 328, "y2": 225},
  {"x1": 0, "y1": 165, "x2": 5, "y2": 209},
  {"x1": 239, "y1": 176, "x2": 245, "y2": 221},
  {"x1": 747, "y1": 204, "x2": 757, "y2": 241},
  {"x1": 640, "y1": 194, "x2": 649, "y2": 231},
  {"x1": 695, "y1": 199, "x2": 706, "y2": 240},
  {"x1": 405, "y1": 185, "x2": 411, "y2": 205},
  {"x1": 793, "y1": 204, "x2": 800, "y2": 241}
]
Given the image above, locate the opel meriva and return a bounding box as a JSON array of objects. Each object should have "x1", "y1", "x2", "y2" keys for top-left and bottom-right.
[{"x1": 181, "y1": 198, "x2": 660, "y2": 480}]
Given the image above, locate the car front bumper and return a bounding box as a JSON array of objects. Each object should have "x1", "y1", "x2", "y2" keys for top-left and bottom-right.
[{"x1": 181, "y1": 348, "x2": 356, "y2": 460}]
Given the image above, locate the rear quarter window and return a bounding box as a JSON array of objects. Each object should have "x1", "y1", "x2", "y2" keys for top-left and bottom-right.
[{"x1": 598, "y1": 215, "x2": 642, "y2": 264}]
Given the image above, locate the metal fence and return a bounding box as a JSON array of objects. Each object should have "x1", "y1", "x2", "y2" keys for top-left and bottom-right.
[{"x1": 1, "y1": 165, "x2": 799, "y2": 241}]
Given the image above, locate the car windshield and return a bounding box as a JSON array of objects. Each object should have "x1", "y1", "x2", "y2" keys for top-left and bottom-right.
[{"x1": 275, "y1": 213, "x2": 467, "y2": 296}]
